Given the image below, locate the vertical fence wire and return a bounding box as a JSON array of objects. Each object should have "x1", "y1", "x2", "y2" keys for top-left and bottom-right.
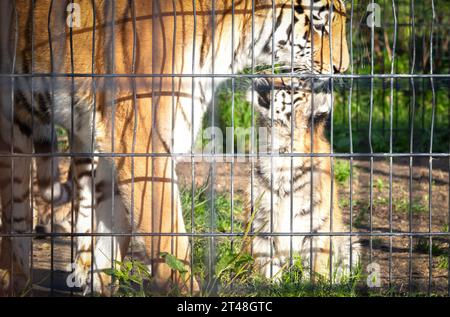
[
  {"x1": 130, "y1": 0, "x2": 138, "y2": 281},
  {"x1": 151, "y1": 0, "x2": 156, "y2": 282},
  {"x1": 447, "y1": 43, "x2": 450, "y2": 296},
  {"x1": 230, "y1": 0, "x2": 236, "y2": 267},
  {"x1": 388, "y1": 0, "x2": 398, "y2": 291},
  {"x1": 9, "y1": 0, "x2": 18, "y2": 297},
  {"x1": 327, "y1": 0, "x2": 333, "y2": 284},
  {"x1": 408, "y1": 0, "x2": 416, "y2": 295},
  {"x1": 347, "y1": 0, "x2": 354, "y2": 279},
  {"x1": 190, "y1": 0, "x2": 197, "y2": 295},
  {"x1": 428, "y1": 0, "x2": 436, "y2": 295},
  {"x1": 289, "y1": 0, "x2": 294, "y2": 272},
  {"x1": 369, "y1": 0, "x2": 375, "y2": 278},
  {"x1": 29, "y1": 0, "x2": 36, "y2": 298},
  {"x1": 110, "y1": 0, "x2": 117, "y2": 291},
  {"x1": 269, "y1": 0, "x2": 275, "y2": 280},
  {"x1": 170, "y1": 0, "x2": 176, "y2": 286},
  {"x1": 89, "y1": 0, "x2": 97, "y2": 296},
  {"x1": 208, "y1": 0, "x2": 217, "y2": 291},
  {"x1": 46, "y1": 0, "x2": 55, "y2": 295},
  {"x1": 250, "y1": 0, "x2": 255, "y2": 273},
  {"x1": 69, "y1": 0, "x2": 76, "y2": 297},
  {"x1": 308, "y1": 0, "x2": 314, "y2": 284}
]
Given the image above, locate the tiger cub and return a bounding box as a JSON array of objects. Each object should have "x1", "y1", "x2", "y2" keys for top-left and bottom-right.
[{"x1": 246, "y1": 78, "x2": 360, "y2": 282}]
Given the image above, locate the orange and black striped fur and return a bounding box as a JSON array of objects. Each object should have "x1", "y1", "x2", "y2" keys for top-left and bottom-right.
[
  {"x1": 0, "y1": 0, "x2": 349, "y2": 295},
  {"x1": 246, "y1": 77, "x2": 360, "y2": 282}
]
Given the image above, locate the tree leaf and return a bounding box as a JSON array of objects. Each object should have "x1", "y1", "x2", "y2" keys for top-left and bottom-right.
[{"x1": 160, "y1": 252, "x2": 188, "y2": 274}]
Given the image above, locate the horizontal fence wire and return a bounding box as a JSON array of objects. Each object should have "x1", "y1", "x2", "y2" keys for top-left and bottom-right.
[
  {"x1": 0, "y1": 73, "x2": 449, "y2": 78},
  {"x1": 1, "y1": 232, "x2": 450, "y2": 238},
  {"x1": 1, "y1": 153, "x2": 450, "y2": 158}
]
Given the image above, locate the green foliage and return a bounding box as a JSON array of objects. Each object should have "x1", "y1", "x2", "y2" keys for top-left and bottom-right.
[
  {"x1": 353, "y1": 203, "x2": 369, "y2": 228},
  {"x1": 180, "y1": 183, "x2": 245, "y2": 235},
  {"x1": 103, "y1": 260, "x2": 152, "y2": 297},
  {"x1": 219, "y1": 257, "x2": 363, "y2": 297},
  {"x1": 180, "y1": 183, "x2": 246, "y2": 284},
  {"x1": 415, "y1": 236, "x2": 449, "y2": 271},
  {"x1": 437, "y1": 224, "x2": 449, "y2": 271},
  {"x1": 437, "y1": 255, "x2": 449, "y2": 270},
  {"x1": 415, "y1": 238, "x2": 447, "y2": 256},
  {"x1": 376, "y1": 178, "x2": 385, "y2": 191},
  {"x1": 211, "y1": 78, "x2": 450, "y2": 157},
  {"x1": 393, "y1": 197, "x2": 427, "y2": 214},
  {"x1": 161, "y1": 252, "x2": 189, "y2": 277},
  {"x1": 214, "y1": 247, "x2": 254, "y2": 290},
  {"x1": 334, "y1": 159, "x2": 352, "y2": 184},
  {"x1": 330, "y1": 0, "x2": 450, "y2": 154},
  {"x1": 178, "y1": 184, "x2": 366, "y2": 297},
  {"x1": 216, "y1": 89, "x2": 255, "y2": 153}
]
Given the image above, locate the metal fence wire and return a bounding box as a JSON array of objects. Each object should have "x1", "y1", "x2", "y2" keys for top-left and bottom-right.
[{"x1": 0, "y1": 0, "x2": 449, "y2": 297}]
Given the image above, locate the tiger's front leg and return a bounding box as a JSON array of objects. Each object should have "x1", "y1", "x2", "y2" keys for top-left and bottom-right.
[
  {"x1": 71, "y1": 157, "x2": 97, "y2": 293},
  {"x1": 251, "y1": 200, "x2": 284, "y2": 280},
  {"x1": 33, "y1": 128, "x2": 75, "y2": 235},
  {"x1": 75, "y1": 157, "x2": 130, "y2": 295},
  {"x1": 0, "y1": 117, "x2": 33, "y2": 296},
  {"x1": 70, "y1": 134, "x2": 124, "y2": 296},
  {"x1": 68, "y1": 111, "x2": 100, "y2": 292},
  {"x1": 109, "y1": 92, "x2": 199, "y2": 294}
]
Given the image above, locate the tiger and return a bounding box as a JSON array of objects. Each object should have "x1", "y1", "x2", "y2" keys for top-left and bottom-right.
[
  {"x1": 0, "y1": 134, "x2": 74, "y2": 234},
  {"x1": 0, "y1": 0, "x2": 349, "y2": 295},
  {"x1": 245, "y1": 77, "x2": 360, "y2": 282},
  {"x1": 34, "y1": 158, "x2": 75, "y2": 235}
]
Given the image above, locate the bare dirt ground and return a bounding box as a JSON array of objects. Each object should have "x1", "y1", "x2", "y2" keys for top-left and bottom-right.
[
  {"x1": 29, "y1": 157, "x2": 450, "y2": 296},
  {"x1": 339, "y1": 157, "x2": 450, "y2": 295}
]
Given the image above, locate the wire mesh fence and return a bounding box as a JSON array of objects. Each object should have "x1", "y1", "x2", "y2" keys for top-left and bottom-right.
[{"x1": 0, "y1": 0, "x2": 449, "y2": 297}]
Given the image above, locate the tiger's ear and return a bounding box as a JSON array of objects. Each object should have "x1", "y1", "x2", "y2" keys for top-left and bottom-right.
[
  {"x1": 302, "y1": 91, "x2": 331, "y2": 121},
  {"x1": 330, "y1": 0, "x2": 349, "y2": 73},
  {"x1": 252, "y1": 78, "x2": 271, "y2": 95}
]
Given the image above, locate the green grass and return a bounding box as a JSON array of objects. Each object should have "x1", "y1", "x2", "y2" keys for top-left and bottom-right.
[
  {"x1": 338, "y1": 198, "x2": 358, "y2": 209},
  {"x1": 103, "y1": 184, "x2": 450, "y2": 297},
  {"x1": 413, "y1": 226, "x2": 449, "y2": 272},
  {"x1": 438, "y1": 255, "x2": 449, "y2": 270},
  {"x1": 371, "y1": 238, "x2": 383, "y2": 249},
  {"x1": 104, "y1": 184, "x2": 364, "y2": 297},
  {"x1": 414, "y1": 238, "x2": 448, "y2": 257},
  {"x1": 375, "y1": 196, "x2": 389, "y2": 206},
  {"x1": 375, "y1": 178, "x2": 386, "y2": 191},
  {"x1": 104, "y1": 259, "x2": 152, "y2": 297},
  {"x1": 436, "y1": 225, "x2": 450, "y2": 270},
  {"x1": 219, "y1": 256, "x2": 363, "y2": 297},
  {"x1": 179, "y1": 183, "x2": 247, "y2": 285},
  {"x1": 334, "y1": 159, "x2": 352, "y2": 185},
  {"x1": 352, "y1": 203, "x2": 370, "y2": 228},
  {"x1": 394, "y1": 197, "x2": 428, "y2": 214}
]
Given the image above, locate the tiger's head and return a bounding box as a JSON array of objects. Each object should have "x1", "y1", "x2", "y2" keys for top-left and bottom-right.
[
  {"x1": 248, "y1": 77, "x2": 331, "y2": 129},
  {"x1": 247, "y1": 77, "x2": 332, "y2": 157},
  {"x1": 256, "y1": 0, "x2": 349, "y2": 75}
]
